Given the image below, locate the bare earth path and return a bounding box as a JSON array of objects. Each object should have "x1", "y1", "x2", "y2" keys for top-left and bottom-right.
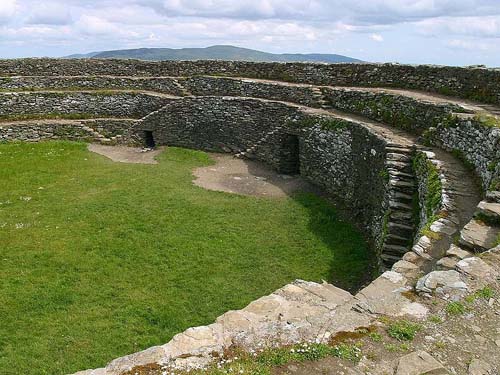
[
  {"x1": 88, "y1": 145, "x2": 318, "y2": 198},
  {"x1": 88, "y1": 144, "x2": 163, "y2": 164},
  {"x1": 193, "y1": 153, "x2": 320, "y2": 198}
]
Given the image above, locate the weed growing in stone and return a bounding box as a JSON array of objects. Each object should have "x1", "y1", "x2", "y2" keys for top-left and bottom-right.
[
  {"x1": 386, "y1": 320, "x2": 422, "y2": 341},
  {"x1": 428, "y1": 315, "x2": 443, "y2": 324},
  {"x1": 446, "y1": 301, "x2": 466, "y2": 315}
]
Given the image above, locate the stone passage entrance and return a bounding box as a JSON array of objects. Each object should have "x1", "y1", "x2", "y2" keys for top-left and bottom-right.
[
  {"x1": 144, "y1": 130, "x2": 156, "y2": 148},
  {"x1": 279, "y1": 134, "x2": 301, "y2": 175}
]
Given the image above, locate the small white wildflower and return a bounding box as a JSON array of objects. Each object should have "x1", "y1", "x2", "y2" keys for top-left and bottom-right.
[
  {"x1": 15, "y1": 223, "x2": 24, "y2": 229},
  {"x1": 20, "y1": 196, "x2": 32, "y2": 201}
]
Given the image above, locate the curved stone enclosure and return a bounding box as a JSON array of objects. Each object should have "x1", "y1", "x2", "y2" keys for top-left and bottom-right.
[{"x1": 1, "y1": 59, "x2": 499, "y2": 374}]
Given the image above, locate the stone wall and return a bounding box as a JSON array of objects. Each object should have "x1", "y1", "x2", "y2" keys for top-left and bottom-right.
[
  {"x1": 181, "y1": 76, "x2": 319, "y2": 107},
  {"x1": 1, "y1": 59, "x2": 500, "y2": 104},
  {"x1": 0, "y1": 118, "x2": 141, "y2": 143},
  {"x1": 141, "y1": 97, "x2": 302, "y2": 170},
  {"x1": 0, "y1": 76, "x2": 185, "y2": 96},
  {"x1": 0, "y1": 91, "x2": 172, "y2": 119},
  {"x1": 322, "y1": 88, "x2": 469, "y2": 133},
  {"x1": 428, "y1": 117, "x2": 500, "y2": 191},
  {"x1": 296, "y1": 117, "x2": 388, "y2": 245}
]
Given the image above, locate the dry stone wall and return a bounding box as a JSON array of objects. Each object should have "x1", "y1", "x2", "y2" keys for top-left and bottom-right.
[
  {"x1": 0, "y1": 118, "x2": 140, "y2": 143},
  {"x1": 0, "y1": 91, "x2": 171, "y2": 119},
  {"x1": 0, "y1": 76, "x2": 185, "y2": 96},
  {"x1": 428, "y1": 117, "x2": 500, "y2": 191},
  {"x1": 181, "y1": 76, "x2": 320, "y2": 107},
  {"x1": 1, "y1": 59, "x2": 499, "y2": 104}
]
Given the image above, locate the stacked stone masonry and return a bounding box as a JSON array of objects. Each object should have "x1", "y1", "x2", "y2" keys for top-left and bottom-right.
[{"x1": 0, "y1": 59, "x2": 499, "y2": 375}]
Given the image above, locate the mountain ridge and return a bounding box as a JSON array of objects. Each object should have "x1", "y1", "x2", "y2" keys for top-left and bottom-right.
[{"x1": 64, "y1": 45, "x2": 362, "y2": 63}]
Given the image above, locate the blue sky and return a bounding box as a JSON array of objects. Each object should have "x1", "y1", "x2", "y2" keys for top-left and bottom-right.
[{"x1": 0, "y1": 0, "x2": 499, "y2": 66}]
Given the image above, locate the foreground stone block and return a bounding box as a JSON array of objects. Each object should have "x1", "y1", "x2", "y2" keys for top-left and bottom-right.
[
  {"x1": 356, "y1": 271, "x2": 428, "y2": 318},
  {"x1": 456, "y1": 257, "x2": 499, "y2": 282},
  {"x1": 446, "y1": 244, "x2": 473, "y2": 260},
  {"x1": 395, "y1": 351, "x2": 449, "y2": 375},
  {"x1": 416, "y1": 270, "x2": 468, "y2": 300},
  {"x1": 468, "y1": 359, "x2": 495, "y2": 375},
  {"x1": 459, "y1": 219, "x2": 500, "y2": 252},
  {"x1": 477, "y1": 201, "x2": 500, "y2": 221}
]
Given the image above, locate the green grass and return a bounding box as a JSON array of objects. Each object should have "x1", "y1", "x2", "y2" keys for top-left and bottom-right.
[
  {"x1": 0, "y1": 141, "x2": 372, "y2": 375},
  {"x1": 149, "y1": 342, "x2": 362, "y2": 375},
  {"x1": 445, "y1": 301, "x2": 466, "y2": 315},
  {"x1": 386, "y1": 320, "x2": 422, "y2": 341}
]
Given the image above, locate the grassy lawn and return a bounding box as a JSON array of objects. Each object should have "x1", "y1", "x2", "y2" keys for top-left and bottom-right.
[{"x1": 0, "y1": 141, "x2": 372, "y2": 375}]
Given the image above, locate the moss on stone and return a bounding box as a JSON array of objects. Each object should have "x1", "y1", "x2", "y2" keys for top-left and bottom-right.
[
  {"x1": 473, "y1": 113, "x2": 500, "y2": 128},
  {"x1": 413, "y1": 152, "x2": 443, "y2": 220},
  {"x1": 294, "y1": 117, "x2": 348, "y2": 131}
]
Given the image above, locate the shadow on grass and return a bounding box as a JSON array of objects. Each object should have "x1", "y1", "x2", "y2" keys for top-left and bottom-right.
[
  {"x1": 241, "y1": 158, "x2": 377, "y2": 293},
  {"x1": 290, "y1": 192, "x2": 377, "y2": 293}
]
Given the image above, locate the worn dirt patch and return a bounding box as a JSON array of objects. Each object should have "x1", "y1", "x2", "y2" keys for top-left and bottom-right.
[
  {"x1": 193, "y1": 154, "x2": 321, "y2": 198},
  {"x1": 88, "y1": 144, "x2": 163, "y2": 164}
]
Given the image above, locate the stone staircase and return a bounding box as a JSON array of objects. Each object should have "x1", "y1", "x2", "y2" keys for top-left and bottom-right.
[
  {"x1": 81, "y1": 124, "x2": 119, "y2": 145},
  {"x1": 311, "y1": 87, "x2": 332, "y2": 110},
  {"x1": 381, "y1": 144, "x2": 417, "y2": 267},
  {"x1": 172, "y1": 78, "x2": 192, "y2": 97},
  {"x1": 235, "y1": 124, "x2": 285, "y2": 159}
]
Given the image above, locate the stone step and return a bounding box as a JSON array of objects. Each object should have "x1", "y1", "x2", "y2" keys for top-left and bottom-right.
[
  {"x1": 386, "y1": 160, "x2": 413, "y2": 173},
  {"x1": 389, "y1": 179, "x2": 415, "y2": 188},
  {"x1": 386, "y1": 146, "x2": 413, "y2": 154},
  {"x1": 387, "y1": 229, "x2": 414, "y2": 241},
  {"x1": 390, "y1": 191, "x2": 414, "y2": 203},
  {"x1": 383, "y1": 244, "x2": 410, "y2": 256},
  {"x1": 388, "y1": 170, "x2": 414, "y2": 179},
  {"x1": 386, "y1": 153, "x2": 411, "y2": 162},
  {"x1": 390, "y1": 210, "x2": 413, "y2": 222},
  {"x1": 380, "y1": 253, "x2": 403, "y2": 266},
  {"x1": 388, "y1": 221, "x2": 414, "y2": 231},
  {"x1": 385, "y1": 234, "x2": 412, "y2": 246},
  {"x1": 389, "y1": 200, "x2": 413, "y2": 211},
  {"x1": 99, "y1": 138, "x2": 113, "y2": 145}
]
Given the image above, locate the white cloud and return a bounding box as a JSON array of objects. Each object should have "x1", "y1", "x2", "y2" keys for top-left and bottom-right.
[
  {"x1": 26, "y1": 2, "x2": 72, "y2": 25},
  {"x1": 0, "y1": 0, "x2": 499, "y2": 65},
  {"x1": 418, "y1": 15, "x2": 500, "y2": 38},
  {"x1": 0, "y1": 0, "x2": 17, "y2": 24},
  {"x1": 447, "y1": 39, "x2": 490, "y2": 51}
]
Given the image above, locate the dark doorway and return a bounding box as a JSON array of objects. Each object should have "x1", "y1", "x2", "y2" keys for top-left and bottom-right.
[
  {"x1": 144, "y1": 130, "x2": 156, "y2": 148},
  {"x1": 279, "y1": 134, "x2": 300, "y2": 175}
]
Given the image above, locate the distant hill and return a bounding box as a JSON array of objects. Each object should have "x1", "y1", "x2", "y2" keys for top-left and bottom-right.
[{"x1": 64, "y1": 45, "x2": 362, "y2": 63}]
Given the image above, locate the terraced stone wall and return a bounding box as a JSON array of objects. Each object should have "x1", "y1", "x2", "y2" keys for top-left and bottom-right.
[
  {"x1": 0, "y1": 119, "x2": 140, "y2": 143},
  {"x1": 0, "y1": 76, "x2": 184, "y2": 96},
  {"x1": 0, "y1": 91, "x2": 171, "y2": 119},
  {"x1": 428, "y1": 118, "x2": 500, "y2": 191},
  {"x1": 1, "y1": 59, "x2": 499, "y2": 104},
  {"x1": 321, "y1": 88, "x2": 468, "y2": 132},
  {"x1": 181, "y1": 77, "x2": 320, "y2": 107}
]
